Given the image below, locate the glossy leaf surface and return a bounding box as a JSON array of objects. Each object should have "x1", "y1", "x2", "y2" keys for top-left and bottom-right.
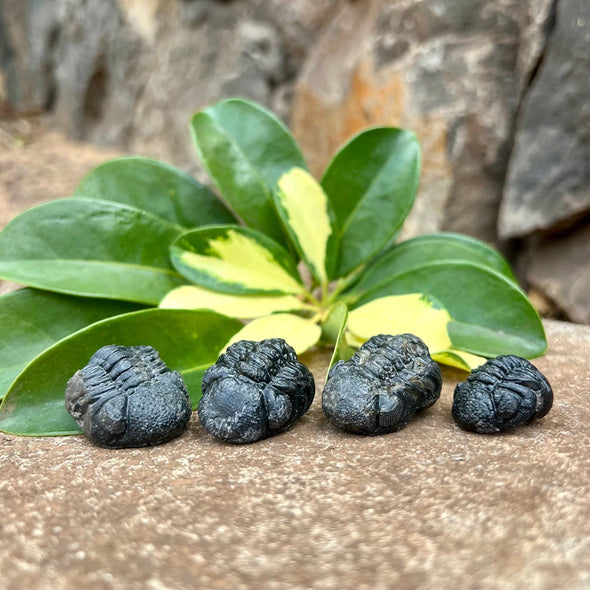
[
  {"x1": 191, "y1": 98, "x2": 307, "y2": 244},
  {"x1": 346, "y1": 232, "x2": 516, "y2": 299},
  {"x1": 222, "y1": 313, "x2": 322, "y2": 356},
  {"x1": 430, "y1": 350, "x2": 485, "y2": 371},
  {"x1": 320, "y1": 302, "x2": 353, "y2": 370},
  {"x1": 0, "y1": 199, "x2": 185, "y2": 304},
  {"x1": 0, "y1": 289, "x2": 144, "y2": 399},
  {"x1": 0, "y1": 309, "x2": 243, "y2": 435},
  {"x1": 354, "y1": 261, "x2": 546, "y2": 358},
  {"x1": 346, "y1": 294, "x2": 486, "y2": 370},
  {"x1": 321, "y1": 127, "x2": 420, "y2": 278},
  {"x1": 170, "y1": 226, "x2": 304, "y2": 295},
  {"x1": 159, "y1": 285, "x2": 307, "y2": 318},
  {"x1": 73, "y1": 156, "x2": 236, "y2": 228},
  {"x1": 346, "y1": 293, "x2": 452, "y2": 353},
  {"x1": 274, "y1": 167, "x2": 334, "y2": 286}
]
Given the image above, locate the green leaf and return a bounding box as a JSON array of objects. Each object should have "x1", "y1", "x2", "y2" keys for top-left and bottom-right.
[
  {"x1": 191, "y1": 98, "x2": 307, "y2": 245},
  {"x1": 274, "y1": 167, "x2": 336, "y2": 287},
  {"x1": 73, "y1": 156, "x2": 236, "y2": 228},
  {"x1": 321, "y1": 127, "x2": 421, "y2": 278},
  {"x1": 320, "y1": 302, "x2": 353, "y2": 370},
  {"x1": 0, "y1": 199, "x2": 186, "y2": 304},
  {"x1": 0, "y1": 309, "x2": 243, "y2": 436},
  {"x1": 354, "y1": 261, "x2": 546, "y2": 358},
  {"x1": 170, "y1": 225, "x2": 305, "y2": 295},
  {"x1": 222, "y1": 313, "x2": 322, "y2": 356},
  {"x1": 0, "y1": 289, "x2": 144, "y2": 399},
  {"x1": 159, "y1": 285, "x2": 307, "y2": 318},
  {"x1": 345, "y1": 232, "x2": 516, "y2": 299}
]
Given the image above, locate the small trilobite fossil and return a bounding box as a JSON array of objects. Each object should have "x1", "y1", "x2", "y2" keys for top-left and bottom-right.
[
  {"x1": 322, "y1": 333, "x2": 442, "y2": 435},
  {"x1": 452, "y1": 355, "x2": 553, "y2": 433},
  {"x1": 65, "y1": 345, "x2": 192, "y2": 448},
  {"x1": 198, "y1": 338, "x2": 315, "y2": 444}
]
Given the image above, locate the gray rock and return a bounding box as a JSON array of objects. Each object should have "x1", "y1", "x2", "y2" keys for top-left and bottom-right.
[
  {"x1": 0, "y1": 0, "x2": 60, "y2": 110},
  {"x1": 0, "y1": 0, "x2": 334, "y2": 174},
  {"x1": 291, "y1": 0, "x2": 554, "y2": 244},
  {"x1": 526, "y1": 223, "x2": 590, "y2": 324},
  {"x1": 499, "y1": 0, "x2": 590, "y2": 238},
  {"x1": 219, "y1": 20, "x2": 288, "y2": 105}
]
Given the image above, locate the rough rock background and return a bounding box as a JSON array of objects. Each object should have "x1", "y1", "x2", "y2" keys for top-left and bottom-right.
[{"x1": 1, "y1": 0, "x2": 589, "y2": 322}]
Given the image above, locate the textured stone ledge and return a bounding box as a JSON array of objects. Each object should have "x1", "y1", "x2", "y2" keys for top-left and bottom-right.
[{"x1": 0, "y1": 319, "x2": 589, "y2": 590}]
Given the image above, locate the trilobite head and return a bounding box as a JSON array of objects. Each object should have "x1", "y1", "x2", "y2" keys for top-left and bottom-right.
[
  {"x1": 65, "y1": 344, "x2": 192, "y2": 448},
  {"x1": 452, "y1": 355, "x2": 553, "y2": 433},
  {"x1": 322, "y1": 333, "x2": 442, "y2": 435},
  {"x1": 198, "y1": 338, "x2": 315, "y2": 444}
]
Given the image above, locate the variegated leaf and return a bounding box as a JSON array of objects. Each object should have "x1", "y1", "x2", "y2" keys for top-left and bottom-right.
[
  {"x1": 159, "y1": 285, "x2": 307, "y2": 319},
  {"x1": 346, "y1": 293, "x2": 452, "y2": 353},
  {"x1": 170, "y1": 226, "x2": 305, "y2": 295},
  {"x1": 346, "y1": 293, "x2": 486, "y2": 370},
  {"x1": 222, "y1": 313, "x2": 321, "y2": 355},
  {"x1": 275, "y1": 167, "x2": 334, "y2": 287}
]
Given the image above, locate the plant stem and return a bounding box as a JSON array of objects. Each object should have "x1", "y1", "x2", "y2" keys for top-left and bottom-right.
[
  {"x1": 302, "y1": 290, "x2": 321, "y2": 307},
  {"x1": 327, "y1": 266, "x2": 365, "y2": 303}
]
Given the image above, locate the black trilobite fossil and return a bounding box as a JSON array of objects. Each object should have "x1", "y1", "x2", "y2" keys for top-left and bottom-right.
[
  {"x1": 452, "y1": 355, "x2": 553, "y2": 433},
  {"x1": 65, "y1": 344, "x2": 192, "y2": 448},
  {"x1": 198, "y1": 338, "x2": 315, "y2": 444},
  {"x1": 322, "y1": 333, "x2": 442, "y2": 435}
]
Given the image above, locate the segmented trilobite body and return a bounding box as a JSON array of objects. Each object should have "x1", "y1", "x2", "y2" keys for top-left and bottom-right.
[
  {"x1": 452, "y1": 355, "x2": 553, "y2": 433},
  {"x1": 65, "y1": 345, "x2": 191, "y2": 448},
  {"x1": 198, "y1": 338, "x2": 315, "y2": 444},
  {"x1": 322, "y1": 334, "x2": 442, "y2": 435}
]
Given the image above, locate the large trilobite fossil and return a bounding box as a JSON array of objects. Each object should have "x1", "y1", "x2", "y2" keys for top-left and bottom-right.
[
  {"x1": 452, "y1": 355, "x2": 553, "y2": 433},
  {"x1": 65, "y1": 344, "x2": 192, "y2": 448},
  {"x1": 322, "y1": 333, "x2": 442, "y2": 435},
  {"x1": 198, "y1": 338, "x2": 315, "y2": 444}
]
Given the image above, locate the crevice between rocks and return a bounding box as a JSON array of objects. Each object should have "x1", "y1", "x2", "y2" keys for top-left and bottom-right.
[{"x1": 497, "y1": 0, "x2": 559, "y2": 287}]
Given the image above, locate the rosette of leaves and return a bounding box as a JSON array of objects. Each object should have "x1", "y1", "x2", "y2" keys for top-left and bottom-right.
[{"x1": 0, "y1": 98, "x2": 546, "y2": 436}]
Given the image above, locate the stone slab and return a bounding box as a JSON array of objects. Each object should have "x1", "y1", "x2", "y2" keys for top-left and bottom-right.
[
  {"x1": 527, "y1": 224, "x2": 590, "y2": 324},
  {"x1": 291, "y1": 0, "x2": 554, "y2": 245},
  {"x1": 0, "y1": 0, "x2": 337, "y2": 174},
  {"x1": 0, "y1": 320, "x2": 589, "y2": 590},
  {"x1": 499, "y1": 0, "x2": 590, "y2": 238}
]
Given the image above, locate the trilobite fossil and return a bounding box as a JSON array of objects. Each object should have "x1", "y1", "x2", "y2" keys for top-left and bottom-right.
[
  {"x1": 452, "y1": 355, "x2": 553, "y2": 433},
  {"x1": 322, "y1": 333, "x2": 442, "y2": 435},
  {"x1": 198, "y1": 338, "x2": 315, "y2": 444},
  {"x1": 65, "y1": 344, "x2": 192, "y2": 448}
]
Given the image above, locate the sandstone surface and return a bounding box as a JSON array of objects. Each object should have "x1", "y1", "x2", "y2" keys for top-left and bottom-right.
[{"x1": 0, "y1": 320, "x2": 588, "y2": 590}]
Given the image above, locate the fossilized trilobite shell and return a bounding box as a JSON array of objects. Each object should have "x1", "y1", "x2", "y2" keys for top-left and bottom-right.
[
  {"x1": 452, "y1": 355, "x2": 553, "y2": 433},
  {"x1": 322, "y1": 333, "x2": 443, "y2": 435},
  {"x1": 198, "y1": 338, "x2": 315, "y2": 444},
  {"x1": 65, "y1": 345, "x2": 191, "y2": 448}
]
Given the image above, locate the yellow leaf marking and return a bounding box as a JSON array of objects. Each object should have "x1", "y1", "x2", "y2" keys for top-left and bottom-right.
[
  {"x1": 431, "y1": 350, "x2": 486, "y2": 371},
  {"x1": 346, "y1": 293, "x2": 487, "y2": 370},
  {"x1": 180, "y1": 229, "x2": 303, "y2": 294},
  {"x1": 346, "y1": 293, "x2": 452, "y2": 353},
  {"x1": 159, "y1": 285, "x2": 306, "y2": 319},
  {"x1": 222, "y1": 313, "x2": 321, "y2": 355},
  {"x1": 277, "y1": 168, "x2": 332, "y2": 286}
]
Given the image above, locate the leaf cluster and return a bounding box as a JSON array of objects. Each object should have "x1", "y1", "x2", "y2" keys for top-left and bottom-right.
[{"x1": 0, "y1": 99, "x2": 546, "y2": 436}]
